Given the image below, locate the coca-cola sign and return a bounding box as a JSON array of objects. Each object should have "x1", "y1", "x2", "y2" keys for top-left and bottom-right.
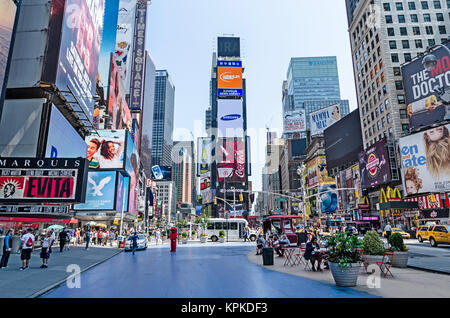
[{"x1": 216, "y1": 138, "x2": 245, "y2": 182}]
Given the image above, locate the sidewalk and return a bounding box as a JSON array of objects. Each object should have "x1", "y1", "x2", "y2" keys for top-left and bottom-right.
[
  {"x1": 0, "y1": 246, "x2": 122, "y2": 298},
  {"x1": 247, "y1": 250, "x2": 450, "y2": 298}
]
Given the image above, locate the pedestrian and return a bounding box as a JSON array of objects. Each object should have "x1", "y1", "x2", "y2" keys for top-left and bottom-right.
[
  {"x1": 0, "y1": 229, "x2": 13, "y2": 269},
  {"x1": 169, "y1": 227, "x2": 177, "y2": 253},
  {"x1": 58, "y1": 228, "x2": 68, "y2": 252},
  {"x1": 384, "y1": 222, "x2": 393, "y2": 241},
  {"x1": 85, "y1": 228, "x2": 91, "y2": 250},
  {"x1": 19, "y1": 228, "x2": 35, "y2": 270},
  {"x1": 40, "y1": 231, "x2": 53, "y2": 268},
  {"x1": 131, "y1": 232, "x2": 138, "y2": 255},
  {"x1": 243, "y1": 227, "x2": 249, "y2": 242},
  {"x1": 64, "y1": 230, "x2": 71, "y2": 251},
  {"x1": 109, "y1": 230, "x2": 115, "y2": 246},
  {"x1": 74, "y1": 228, "x2": 80, "y2": 246},
  {"x1": 155, "y1": 229, "x2": 160, "y2": 245},
  {"x1": 98, "y1": 230, "x2": 103, "y2": 246}
]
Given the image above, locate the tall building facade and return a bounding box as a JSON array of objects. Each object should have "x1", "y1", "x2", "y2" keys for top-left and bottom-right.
[
  {"x1": 346, "y1": 0, "x2": 450, "y2": 149},
  {"x1": 152, "y1": 70, "x2": 175, "y2": 167},
  {"x1": 284, "y1": 56, "x2": 350, "y2": 138},
  {"x1": 172, "y1": 141, "x2": 196, "y2": 207}
]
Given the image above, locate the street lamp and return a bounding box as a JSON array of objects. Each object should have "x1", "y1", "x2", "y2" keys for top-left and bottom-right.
[{"x1": 297, "y1": 163, "x2": 308, "y2": 227}]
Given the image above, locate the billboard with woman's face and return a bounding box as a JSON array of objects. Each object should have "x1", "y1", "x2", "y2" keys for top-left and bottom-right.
[
  {"x1": 399, "y1": 124, "x2": 450, "y2": 196},
  {"x1": 85, "y1": 130, "x2": 125, "y2": 169}
]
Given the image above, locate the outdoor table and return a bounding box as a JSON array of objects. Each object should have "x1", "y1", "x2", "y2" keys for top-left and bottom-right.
[{"x1": 283, "y1": 246, "x2": 299, "y2": 267}]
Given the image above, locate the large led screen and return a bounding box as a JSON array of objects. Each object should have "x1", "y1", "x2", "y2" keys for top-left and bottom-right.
[
  {"x1": 85, "y1": 130, "x2": 125, "y2": 169},
  {"x1": 73, "y1": 170, "x2": 116, "y2": 210},
  {"x1": 217, "y1": 99, "x2": 243, "y2": 138}
]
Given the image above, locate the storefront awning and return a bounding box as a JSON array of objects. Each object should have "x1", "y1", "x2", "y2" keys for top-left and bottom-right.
[
  {"x1": 377, "y1": 201, "x2": 419, "y2": 210},
  {"x1": 0, "y1": 216, "x2": 77, "y2": 223}
]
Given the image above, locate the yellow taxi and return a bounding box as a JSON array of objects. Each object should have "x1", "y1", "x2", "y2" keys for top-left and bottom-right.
[
  {"x1": 416, "y1": 225, "x2": 433, "y2": 243},
  {"x1": 423, "y1": 225, "x2": 450, "y2": 247},
  {"x1": 382, "y1": 228, "x2": 411, "y2": 239}
]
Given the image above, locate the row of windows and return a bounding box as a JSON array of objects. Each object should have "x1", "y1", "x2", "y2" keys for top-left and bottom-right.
[
  {"x1": 383, "y1": 1, "x2": 446, "y2": 11},
  {"x1": 387, "y1": 25, "x2": 447, "y2": 37},
  {"x1": 386, "y1": 12, "x2": 447, "y2": 23}
]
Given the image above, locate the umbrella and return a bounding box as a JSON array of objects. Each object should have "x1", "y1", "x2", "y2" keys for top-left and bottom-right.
[
  {"x1": 86, "y1": 221, "x2": 97, "y2": 226},
  {"x1": 47, "y1": 225, "x2": 64, "y2": 231},
  {"x1": 97, "y1": 223, "x2": 107, "y2": 228}
]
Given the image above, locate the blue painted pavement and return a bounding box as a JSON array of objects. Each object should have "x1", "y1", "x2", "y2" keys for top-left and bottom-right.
[{"x1": 41, "y1": 244, "x2": 376, "y2": 298}]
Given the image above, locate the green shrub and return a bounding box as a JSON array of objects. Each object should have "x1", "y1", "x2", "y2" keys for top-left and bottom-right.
[
  {"x1": 182, "y1": 232, "x2": 188, "y2": 238},
  {"x1": 191, "y1": 230, "x2": 196, "y2": 236},
  {"x1": 389, "y1": 232, "x2": 408, "y2": 252},
  {"x1": 362, "y1": 230, "x2": 384, "y2": 256},
  {"x1": 325, "y1": 232, "x2": 363, "y2": 269},
  {"x1": 219, "y1": 230, "x2": 225, "y2": 238}
]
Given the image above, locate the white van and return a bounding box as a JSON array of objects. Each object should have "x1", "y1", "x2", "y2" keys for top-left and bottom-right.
[{"x1": 204, "y1": 218, "x2": 257, "y2": 242}]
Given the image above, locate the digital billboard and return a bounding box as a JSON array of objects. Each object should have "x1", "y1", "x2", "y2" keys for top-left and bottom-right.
[
  {"x1": 151, "y1": 165, "x2": 172, "y2": 181},
  {"x1": 217, "y1": 37, "x2": 240, "y2": 58},
  {"x1": 115, "y1": 172, "x2": 129, "y2": 212},
  {"x1": 0, "y1": 158, "x2": 88, "y2": 203},
  {"x1": 324, "y1": 109, "x2": 363, "y2": 170},
  {"x1": 217, "y1": 138, "x2": 245, "y2": 182},
  {"x1": 402, "y1": 43, "x2": 450, "y2": 131},
  {"x1": 98, "y1": 0, "x2": 119, "y2": 88},
  {"x1": 56, "y1": 0, "x2": 105, "y2": 120},
  {"x1": 217, "y1": 61, "x2": 242, "y2": 97},
  {"x1": 307, "y1": 156, "x2": 335, "y2": 188},
  {"x1": 197, "y1": 137, "x2": 212, "y2": 176},
  {"x1": 108, "y1": 54, "x2": 132, "y2": 131},
  {"x1": 358, "y1": 138, "x2": 391, "y2": 189},
  {"x1": 115, "y1": 0, "x2": 136, "y2": 91},
  {"x1": 46, "y1": 105, "x2": 87, "y2": 158},
  {"x1": 310, "y1": 104, "x2": 343, "y2": 136},
  {"x1": 283, "y1": 110, "x2": 306, "y2": 133},
  {"x1": 319, "y1": 182, "x2": 338, "y2": 213},
  {"x1": 0, "y1": 0, "x2": 18, "y2": 105},
  {"x1": 125, "y1": 130, "x2": 139, "y2": 214},
  {"x1": 74, "y1": 170, "x2": 116, "y2": 210},
  {"x1": 217, "y1": 99, "x2": 244, "y2": 137},
  {"x1": 399, "y1": 124, "x2": 450, "y2": 196},
  {"x1": 86, "y1": 130, "x2": 126, "y2": 169}
]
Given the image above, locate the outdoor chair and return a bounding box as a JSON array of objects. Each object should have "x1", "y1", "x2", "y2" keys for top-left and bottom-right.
[
  {"x1": 376, "y1": 250, "x2": 394, "y2": 278},
  {"x1": 299, "y1": 247, "x2": 312, "y2": 271},
  {"x1": 356, "y1": 248, "x2": 369, "y2": 271}
]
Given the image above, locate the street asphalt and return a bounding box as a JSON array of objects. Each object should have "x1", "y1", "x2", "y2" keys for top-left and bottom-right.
[
  {"x1": 405, "y1": 240, "x2": 450, "y2": 274},
  {"x1": 41, "y1": 242, "x2": 376, "y2": 298},
  {"x1": 0, "y1": 246, "x2": 122, "y2": 298}
]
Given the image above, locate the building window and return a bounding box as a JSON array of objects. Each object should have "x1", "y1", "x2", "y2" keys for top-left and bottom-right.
[
  {"x1": 400, "y1": 109, "x2": 408, "y2": 119},
  {"x1": 391, "y1": 54, "x2": 399, "y2": 63},
  {"x1": 423, "y1": 14, "x2": 431, "y2": 22},
  {"x1": 415, "y1": 39, "x2": 423, "y2": 48},
  {"x1": 421, "y1": 1, "x2": 429, "y2": 9},
  {"x1": 408, "y1": 2, "x2": 417, "y2": 9},
  {"x1": 387, "y1": 113, "x2": 391, "y2": 123},
  {"x1": 398, "y1": 95, "x2": 406, "y2": 104},
  {"x1": 393, "y1": 67, "x2": 401, "y2": 76},
  {"x1": 428, "y1": 39, "x2": 436, "y2": 46},
  {"x1": 400, "y1": 27, "x2": 408, "y2": 36},
  {"x1": 396, "y1": 2, "x2": 404, "y2": 10},
  {"x1": 434, "y1": 0, "x2": 441, "y2": 8},
  {"x1": 439, "y1": 26, "x2": 447, "y2": 34},
  {"x1": 413, "y1": 26, "x2": 421, "y2": 35},
  {"x1": 389, "y1": 40, "x2": 397, "y2": 49},
  {"x1": 395, "y1": 80, "x2": 404, "y2": 90},
  {"x1": 436, "y1": 13, "x2": 444, "y2": 21},
  {"x1": 402, "y1": 124, "x2": 410, "y2": 134},
  {"x1": 386, "y1": 15, "x2": 393, "y2": 23},
  {"x1": 387, "y1": 28, "x2": 395, "y2": 36},
  {"x1": 389, "y1": 127, "x2": 393, "y2": 137},
  {"x1": 402, "y1": 40, "x2": 410, "y2": 49},
  {"x1": 404, "y1": 53, "x2": 412, "y2": 62},
  {"x1": 398, "y1": 15, "x2": 406, "y2": 23},
  {"x1": 411, "y1": 14, "x2": 418, "y2": 22},
  {"x1": 383, "y1": 3, "x2": 391, "y2": 11},
  {"x1": 426, "y1": 26, "x2": 434, "y2": 35}
]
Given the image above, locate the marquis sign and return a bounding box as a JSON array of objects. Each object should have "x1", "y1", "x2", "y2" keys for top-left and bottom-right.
[{"x1": 0, "y1": 158, "x2": 88, "y2": 203}]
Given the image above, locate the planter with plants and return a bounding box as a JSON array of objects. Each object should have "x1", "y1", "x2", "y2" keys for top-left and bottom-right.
[
  {"x1": 196, "y1": 213, "x2": 211, "y2": 244},
  {"x1": 191, "y1": 230, "x2": 196, "y2": 239},
  {"x1": 388, "y1": 232, "x2": 409, "y2": 268},
  {"x1": 182, "y1": 232, "x2": 188, "y2": 244},
  {"x1": 326, "y1": 232, "x2": 363, "y2": 287},
  {"x1": 200, "y1": 233, "x2": 208, "y2": 243},
  {"x1": 219, "y1": 230, "x2": 225, "y2": 243},
  {"x1": 362, "y1": 230, "x2": 385, "y2": 273}
]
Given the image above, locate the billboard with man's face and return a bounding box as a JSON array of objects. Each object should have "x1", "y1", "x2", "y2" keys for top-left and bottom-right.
[
  {"x1": 402, "y1": 43, "x2": 450, "y2": 131},
  {"x1": 56, "y1": 0, "x2": 105, "y2": 120},
  {"x1": 399, "y1": 124, "x2": 450, "y2": 196}
]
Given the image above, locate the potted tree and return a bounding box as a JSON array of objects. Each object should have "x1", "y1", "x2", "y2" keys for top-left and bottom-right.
[
  {"x1": 181, "y1": 232, "x2": 188, "y2": 244},
  {"x1": 388, "y1": 232, "x2": 409, "y2": 268},
  {"x1": 191, "y1": 230, "x2": 197, "y2": 240},
  {"x1": 326, "y1": 232, "x2": 363, "y2": 287},
  {"x1": 219, "y1": 230, "x2": 226, "y2": 243},
  {"x1": 196, "y1": 214, "x2": 211, "y2": 243},
  {"x1": 362, "y1": 230, "x2": 385, "y2": 273}
]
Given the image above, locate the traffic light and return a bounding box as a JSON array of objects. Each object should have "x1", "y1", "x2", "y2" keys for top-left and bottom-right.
[
  {"x1": 214, "y1": 197, "x2": 217, "y2": 205},
  {"x1": 239, "y1": 193, "x2": 244, "y2": 202}
]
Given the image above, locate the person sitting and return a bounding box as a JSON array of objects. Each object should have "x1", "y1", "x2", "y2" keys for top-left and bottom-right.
[
  {"x1": 274, "y1": 234, "x2": 290, "y2": 257},
  {"x1": 304, "y1": 236, "x2": 323, "y2": 272},
  {"x1": 256, "y1": 235, "x2": 266, "y2": 255}
]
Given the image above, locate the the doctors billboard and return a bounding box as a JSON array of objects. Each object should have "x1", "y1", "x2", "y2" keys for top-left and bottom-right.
[
  {"x1": 399, "y1": 124, "x2": 450, "y2": 196},
  {"x1": 401, "y1": 43, "x2": 450, "y2": 131}
]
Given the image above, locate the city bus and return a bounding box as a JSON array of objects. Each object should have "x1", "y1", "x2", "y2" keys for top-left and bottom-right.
[{"x1": 204, "y1": 218, "x2": 257, "y2": 242}]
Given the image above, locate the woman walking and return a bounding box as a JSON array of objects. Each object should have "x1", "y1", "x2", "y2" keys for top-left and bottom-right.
[
  {"x1": 40, "y1": 232, "x2": 53, "y2": 268},
  {"x1": 0, "y1": 229, "x2": 13, "y2": 269}
]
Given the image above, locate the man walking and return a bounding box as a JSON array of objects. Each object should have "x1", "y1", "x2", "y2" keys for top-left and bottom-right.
[
  {"x1": 85, "y1": 228, "x2": 91, "y2": 250},
  {"x1": 0, "y1": 229, "x2": 13, "y2": 269},
  {"x1": 384, "y1": 222, "x2": 393, "y2": 241},
  {"x1": 58, "y1": 228, "x2": 68, "y2": 252},
  {"x1": 131, "y1": 232, "x2": 138, "y2": 255},
  {"x1": 19, "y1": 228, "x2": 35, "y2": 270}
]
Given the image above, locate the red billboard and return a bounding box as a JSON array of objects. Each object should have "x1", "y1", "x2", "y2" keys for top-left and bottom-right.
[
  {"x1": 358, "y1": 138, "x2": 391, "y2": 189},
  {"x1": 217, "y1": 138, "x2": 245, "y2": 182}
]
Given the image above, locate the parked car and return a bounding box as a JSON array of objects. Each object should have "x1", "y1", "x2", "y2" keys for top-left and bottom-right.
[
  {"x1": 382, "y1": 228, "x2": 411, "y2": 239},
  {"x1": 124, "y1": 234, "x2": 148, "y2": 251},
  {"x1": 416, "y1": 225, "x2": 432, "y2": 243},
  {"x1": 421, "y1": 225, "x2": 450, "y2": 247}
]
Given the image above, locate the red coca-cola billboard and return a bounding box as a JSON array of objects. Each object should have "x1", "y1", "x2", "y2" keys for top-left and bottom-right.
[{"x1": 217, "y1": 138, "x2": 245, "y2": 182}]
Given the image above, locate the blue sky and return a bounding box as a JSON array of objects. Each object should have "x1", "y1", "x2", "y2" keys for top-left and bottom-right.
[{"x1": 145, "y1": 0, "x2": 357, "y2": 191}]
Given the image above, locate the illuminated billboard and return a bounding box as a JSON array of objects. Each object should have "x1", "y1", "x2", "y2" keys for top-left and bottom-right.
[
  {"x1": 358, "y1": 138, "x2": 391, "y2": 189},
  {"x1": 86, "y1": 130, "x2": 126, "y2": 169},
  {"x1": 197, "y1": 137, "x2": 212, "y2": 176},
  {"x1": 217, "y1": 61, "x2": 242, "y2": 97},
  {"x1": 217, "y1": 138, "x2": 245, "y2": 182},
  {"x1": 217, "y1": 99, "x2": 244, "y2": 137},
  {"x1": 73, "y1": 170, "x2": 116, "y2": 210},
  {"x1": 108, "y1": 54, "x2": 132, "y2": 131}
]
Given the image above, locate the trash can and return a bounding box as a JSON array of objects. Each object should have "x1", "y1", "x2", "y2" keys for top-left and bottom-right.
[
  {"x1": 0, "y1": 237, "x2": 4, "y2": 256},
  {"x1": 262, "y1": 247, "x2": 274, "y2": 266},
  {"x1": 11, "y1": 235, "x2": 21, "y2": 254}
]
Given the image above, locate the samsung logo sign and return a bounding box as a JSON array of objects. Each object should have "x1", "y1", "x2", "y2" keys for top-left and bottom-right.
[
  {"x1": 221, "y1": 114, "x2": 241, "y2": 121},
  {"x1": 309, "y1": 61, "x2": 334, "y2": 66}
]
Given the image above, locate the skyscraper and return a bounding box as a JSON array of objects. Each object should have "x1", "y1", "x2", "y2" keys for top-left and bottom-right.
[
  {"x1": 345, "y1": 0, "x2": 450, "y2": 149},
  {"x1": 172, "y1": 141, "x2": 196, "y2": 207},
  {"x1": 152, "y1": 70, "x2": 175, "y2": 167},
  {"x1": 284, "y1": 56, "x2": 350, "y2": 138}
]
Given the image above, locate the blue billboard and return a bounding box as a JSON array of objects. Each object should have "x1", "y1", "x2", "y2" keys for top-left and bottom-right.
[{"x1": 74, "y1": 171, "x2": 116, "y2": 210}]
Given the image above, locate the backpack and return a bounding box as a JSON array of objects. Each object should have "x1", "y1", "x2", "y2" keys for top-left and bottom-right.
[{"x1": 25, "y1": 236, "x2": 33, "y2": 247}]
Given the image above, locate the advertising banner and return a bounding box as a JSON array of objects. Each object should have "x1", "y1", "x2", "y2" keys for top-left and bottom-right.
[
  {"x1": 151, "y1": 165, "x2": 172, "y2": 181},
  {"x1": 115, "y1": 0, "x2": 136, "y2": 91},
  {"x1": 217, "y1": 62, "x2": 242, "y2": 97},
  {"x1": 217, "y1": 37, "x2": 240, "y2": 58},
  {"x1": 98, "y1": 0, "x2": 119, "y2": 88},
  {"x1": 358, "y1": 138, "x2": 391, "y2": 189},
  {"x1": 108, "y1": 54, "x2": 132, "y2": 131},
  {"x1": 283, "y1": 110, "x2": 306, "y2": 133},
  {"x1": 125, "y1": 130, "x2": 139, "y2": 214},
  {"x1": 73, "y1": 170, "x2": 116, "y2": 210},
  {"x1": 86, "y1": 130, "x2": 126, "y2": 169},
  {"x1": 446, "y1": 193, "x2": 450, "y2": 207},
  {"x1": 0, "y1": 158, "x2": 88, "y2": 203},
  {"x1": 352, "y1": 164, "x2": 361, "y2": 199},
  {"x1": 56, "y1": 0, "x2": 105, "y2": 119},
  {"x1": 307, "y1": 157, "x2": 319, "y2": 188},
  {"x1": 115, "y1": 172, "x2": 129, "y2": 212},
  {"x1": 399, "y1": 124, "x2": 450, "y2": 195},
  {"x1": 402, "y1": 43, "x2": 450, "y2": 131},
  {"x1": 128, "y1": 1, "x2": 147, "y2": 111},
  {"x1": 319, "y1": 182, "x2": 338, "y2": 214},
  {"x1": 419, "y1": 208, "x2": 449, "y2": 220},
  {"x1": 404, "y1": 193, "x2": 443, "y2": 210},
  {"x1": 217, "y1": 99, "x2": 244, "y2": 137},
  {"x1": 310, "y1": 104, "x2": 342, "y2": 136},
  {"x1": 217, "y1": 138, "x2": 245, "y2": 182},
  {"x1": 197, "y1": 137, "x2": 212, "y2": 176},
  {"x1": 46, "y1": 105, "x2": 87, "y2": 158},
  {"x1": 0, "y1": 0, "x2": 18, "y2": 104}
]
